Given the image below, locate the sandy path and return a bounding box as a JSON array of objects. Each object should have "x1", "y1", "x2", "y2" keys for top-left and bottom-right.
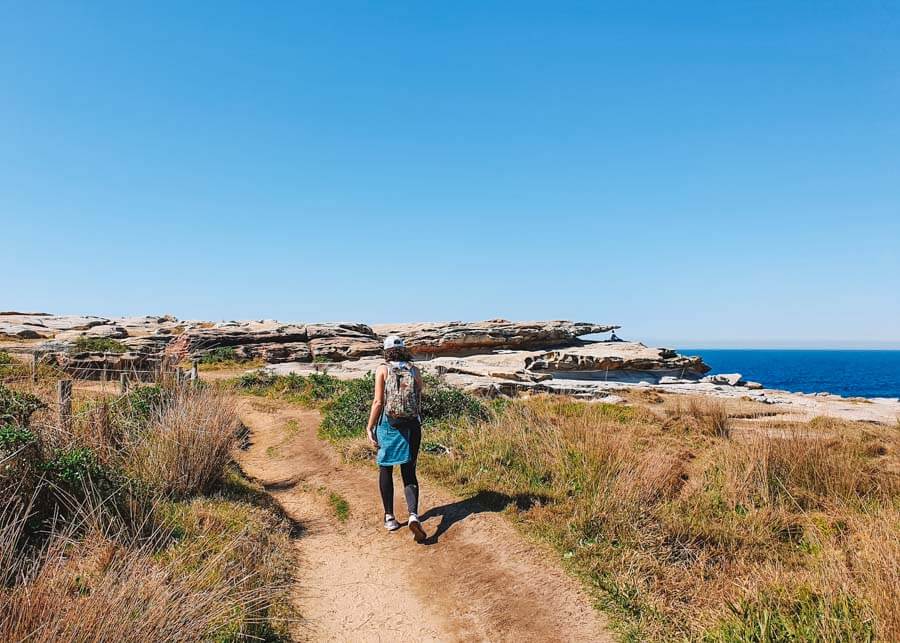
[{"x1": 235, "y1": 396, "x2": 613, "y2": 643}]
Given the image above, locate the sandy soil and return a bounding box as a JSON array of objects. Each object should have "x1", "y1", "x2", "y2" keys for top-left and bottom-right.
[{"x1": 235, "y1": 396, "x2": 613, "y2": 643}]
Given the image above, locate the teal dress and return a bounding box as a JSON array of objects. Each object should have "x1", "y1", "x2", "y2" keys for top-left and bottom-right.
[{"x1": 375, "y1": 412, "x2": 412, "y2": 466}]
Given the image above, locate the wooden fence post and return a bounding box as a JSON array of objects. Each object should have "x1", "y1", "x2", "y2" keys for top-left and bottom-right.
[
  {"x1": 58, "y1": 379, "x2": 72, "y2": 432},
  {"x1": 120, "y1": 372, "x2": 129, "y2": 395},
  {"x1": 190, "y1": 359, "x2": 199, "y2": 384},
  {"x1": 31, "y1": 352, "x2": 40, "y2": 384}
]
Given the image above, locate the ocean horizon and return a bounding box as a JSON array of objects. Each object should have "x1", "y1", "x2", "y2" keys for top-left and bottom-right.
[{"x1": 679, "y1": 348, "x2": 900, "y2": 399}]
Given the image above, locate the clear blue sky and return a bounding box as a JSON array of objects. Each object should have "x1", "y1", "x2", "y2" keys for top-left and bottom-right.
[{"x1": 2, "y1": 2, "x2": 898, "y2": 347}]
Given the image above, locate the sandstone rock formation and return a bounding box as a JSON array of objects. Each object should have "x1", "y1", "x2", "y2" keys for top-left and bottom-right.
[
  {"x1": 525, "y1": 342, "x2": 710, "y2": 376},
  {"x1": 0, "y1": 313, "x2": 108, "y2": 338},
  {"x1": 701, "y1": 373, "x2": 744, "y2": 386},
  {"x1": 3, "y1": 312, "x2": 713, "y2": 396},
  {"x1": 371, "y1": 320, "x2": 618, "y2": 356}
]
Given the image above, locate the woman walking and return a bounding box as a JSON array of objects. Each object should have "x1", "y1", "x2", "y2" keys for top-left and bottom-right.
[{"x1": 365, "y1": 335, "x2": 427, "y2": 542}]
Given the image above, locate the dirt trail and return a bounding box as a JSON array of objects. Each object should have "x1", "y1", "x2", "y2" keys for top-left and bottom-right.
[{"x1": 236, "y1": 396, "x2": 613, "y2": 643}]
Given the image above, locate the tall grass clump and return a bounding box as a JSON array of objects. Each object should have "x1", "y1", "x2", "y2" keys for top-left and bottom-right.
[
  {"x1": 721, "y1": 428, "x2": 895, "y2": 510},
  {"x1": 125, "y1": 386, "x2": 240, "y2": 498},
  {"x1": 666, "y1": 397, "x2": 732, "y2": 437}
]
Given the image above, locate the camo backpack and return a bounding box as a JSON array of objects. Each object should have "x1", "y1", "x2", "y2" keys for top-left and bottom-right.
[{"x1": 384, "y1": 362, "x2": 419, "y2": 420}]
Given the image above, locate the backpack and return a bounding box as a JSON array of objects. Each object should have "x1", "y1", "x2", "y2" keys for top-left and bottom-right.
[{"x1": 384, "y1": 362, "x2": 419, "y2": 420}]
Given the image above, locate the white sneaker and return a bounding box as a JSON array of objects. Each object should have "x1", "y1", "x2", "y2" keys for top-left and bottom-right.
[
  {"x1": 384, "y1": 515, "x2": 401, "y2": 531},
  {"x1": 408, "y1": 513, "x2": 426, "y2": 543}
]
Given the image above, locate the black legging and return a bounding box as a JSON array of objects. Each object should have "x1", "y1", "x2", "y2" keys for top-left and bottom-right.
[{"x1": 379, "y1": 421, "x2": 421, "y2": 516}]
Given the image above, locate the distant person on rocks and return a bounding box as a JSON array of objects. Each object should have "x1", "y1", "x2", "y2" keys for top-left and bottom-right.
[
  {"x1": 609, "y1": 331, "x2": 623, "y2": 342},
  {"x1": 365, "y1": 335, "x2": 427, "y2": 543}
]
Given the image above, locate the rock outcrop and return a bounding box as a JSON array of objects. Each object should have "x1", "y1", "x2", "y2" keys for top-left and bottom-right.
[
  {"x1": 180, "y1": 322, "x2": 381, "y2": 363},
  {"x1": 371, "y1": 320, "x2": 619, "y2": 356},
  {"x1": 4, "y1": 312, "x2": 713, "y2": 397},
  {"x1": 525, "y1": 342, "x2": 710, "y2": 376},
  {"x1": 0, "y1": 314, "x2": 108, "y2": 338}
]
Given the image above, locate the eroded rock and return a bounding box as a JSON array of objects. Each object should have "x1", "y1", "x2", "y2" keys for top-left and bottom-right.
[
  {"x1": 701, "y1": 373, "x2": 744, "y2": 386},
  {"x1": 525, "y1": 342, "x2": 710, "y2": 376},
  {"x1": 372, "y1": 319, "x2": 619, "y2": 356}
]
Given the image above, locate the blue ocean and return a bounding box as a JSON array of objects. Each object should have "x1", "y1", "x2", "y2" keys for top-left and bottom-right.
[{"x1": 679, "y1": 349, "x2": 900, "y2": 399}]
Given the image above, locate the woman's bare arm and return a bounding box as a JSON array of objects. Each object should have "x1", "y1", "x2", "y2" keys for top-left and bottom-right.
[{"x1": 365, "y1": 366, "x2": 386, "y2": 445}]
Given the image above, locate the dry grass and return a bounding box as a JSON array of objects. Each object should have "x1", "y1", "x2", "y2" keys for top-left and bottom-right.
[
  {"x1": 0, "y1": 495, "x2": 293, "y2": 642},
  {"x1": 0, "y1": 380, "x2": 295, "y2": 641},
  {"x1": 720, "y1": 428, "x2": 897, "y2": 510},
  {"x1": 125, "y1": 386, "x2": 240, "y2": 497},
  {"x1": 845, "y1": 506, "x2": 900, "y2": 641},
  {"x1": 421, "y1": 394, "x2": 900, "y2": 641}
]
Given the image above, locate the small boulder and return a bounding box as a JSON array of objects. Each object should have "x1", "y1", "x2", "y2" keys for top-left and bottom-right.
[
  {"x1": 701, "y1": 373, "x2": 744, "y2": 386},
  {"x1": 744, "y1": 381, "x2": 764, "y2": 390}
]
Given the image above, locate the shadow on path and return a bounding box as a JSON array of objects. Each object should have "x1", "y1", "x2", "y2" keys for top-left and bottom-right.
[{"x1": 419, "y1": 490, "x2": 551, "y2": 545}]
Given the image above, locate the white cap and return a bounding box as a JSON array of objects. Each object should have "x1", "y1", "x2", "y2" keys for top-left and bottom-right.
[{"x1": 383, "y1": 335, "x2": 405, "y2": 350}]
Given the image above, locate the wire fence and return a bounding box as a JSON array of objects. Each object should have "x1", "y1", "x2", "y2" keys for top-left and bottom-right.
[{"x1": 1, "y1": 347, "x2": 202, "y2": 436}]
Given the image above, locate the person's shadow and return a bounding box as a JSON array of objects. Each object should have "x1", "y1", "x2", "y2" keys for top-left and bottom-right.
[{"x1": 418, "y1": 489, "x2": 551, "y2": 545}]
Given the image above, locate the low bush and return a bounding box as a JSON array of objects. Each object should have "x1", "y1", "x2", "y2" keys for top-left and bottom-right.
[
  {"x1": 0, "y1": 424, "x2": 35, "y2": 451},
  {"x1": 41, "y1": 446, "x2": 106, "y2": 486},
  {"x1": 318, "y1": 373, "x2": 487, "y2": 442},
  {"x1": 420, "y1": 374, "x2": 489, "y2": 423},
  {"x1": 319, "y1": 375, "x2": 375, "y2": 440},
  {"x1": 199, "y1": 346, "x2": 240, "y2": 364},
  {"x1": 68, "y1": 336, "x2": 127, "y2": 354},
  {"x1": 0, "y1": 384, "x2": 46, "y2": 425},
  {"x1": 237, "y1": 371, "x2": 343, "y2": 406}
]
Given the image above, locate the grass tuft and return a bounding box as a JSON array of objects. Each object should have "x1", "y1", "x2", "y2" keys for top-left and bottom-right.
[{"x1": 328, "y1": 492, "x2": 350, "y2": 522}]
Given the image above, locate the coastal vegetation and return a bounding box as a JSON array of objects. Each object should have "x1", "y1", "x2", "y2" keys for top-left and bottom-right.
[
  {"x1": 0, "y1": 379, "x2": 295, "y2": 641},
  {"x1": 301, "y1": 379, "x2": 899, "y2": 641},
  {"x1": 67, "y1": 336, "x2": 128, "y2": 354},
  {"x1": 234, "y1": 371, "x2": 488, "y2": 440},
  {"x1": 196, "y1": 346, "x2": 264, "y2": 371}
]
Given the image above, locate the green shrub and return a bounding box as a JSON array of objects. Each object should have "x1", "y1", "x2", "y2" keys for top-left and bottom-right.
[
  {"x1": 0, "y1": 351, "x2": 13, "y2": 365},
  {"x1": 42, "y1": 447, "x2": 105, "y2": 485},
  {"x1": 421, "y1": 374, "x2": 488, "y2": 423},
  {"x1": 68, "y1": 336, "x2": 127, "y2": 354},
  {"x1": 0, "y1": 425, "x2": 35, "y2": 451},
  {"x1": 319, "y1": 373, "x2": 487, "y2": 442},
  {"x1": 237, "y1": 371, "x2": 344, "y2": 407},
  {"x1": 238, "y1": 369, "x2": 277, "y2": 390},
  {"x1": 199, "y1": 347, "x2": 241, "y2": 364},
  {"x1": 117, "y1": 385, "x2": 167, "y2": 426},
  {"x1": 319, "y1": 375, "x2": 374, "y2": 440},
  {"x1": 0, "y1": 384, "x2": 46, "y2": 425}
]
